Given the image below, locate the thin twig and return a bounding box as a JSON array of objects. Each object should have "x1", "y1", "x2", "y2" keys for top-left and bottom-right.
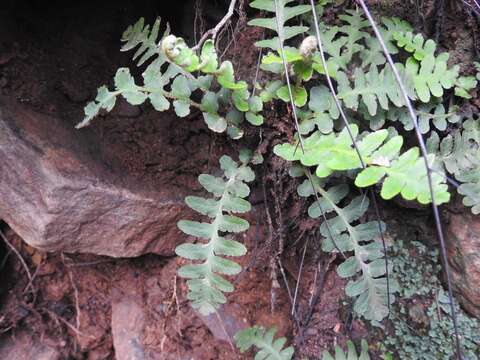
[
  {"x1": 193, "y1": 0, "x2": 238, "y2": 51},
  {"x1": 214, "y1": 310, "x2": 237, "y2": 355},
  {"x1": 0, "y1": 229, "x2": 34, "y2": 294},
  {"x1": 291, "y1": 237, "x2": 309, "y2": 315},
  {"x1": 355, "y1": 1, "x2": 462, "y2": 357},
  {"x1": 44, "y1": 309, "x2": 84, "y2": 337},
  {"x1": 62, "y1": 254, "x2": 81, "y2": 330}
]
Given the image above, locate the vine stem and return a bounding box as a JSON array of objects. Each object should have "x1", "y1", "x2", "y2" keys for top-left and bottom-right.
[
  {"x1": 308, "y1": 0, "x2": 392, "y2": 318},
  {"x1": 355, "y1": 1, "x2": 462, "y2": 357}
]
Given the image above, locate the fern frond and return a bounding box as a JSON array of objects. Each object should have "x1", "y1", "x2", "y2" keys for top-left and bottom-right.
[
  {"x1": 336, "y1": 10, "x2": 370, "y2": 67},
  {"x1": 274, "y1": 125, "x2": 450, "y2": 204},
  {"x1": 176, "y1": 154, "x2": 255, "y2": 315},
  {"x1": 234, "y1": 326, "x2": 294, "y2": 360},
  {"x1": 248, "y1": 0, "x2": 310, "y2": 50},
  {"x1": 298, "y1": 178, "x2": 396, "y2": 321},
  {"x1": 429, "y1": 119, "x2": 480, "y2": 175},
  {"x1": 380, "y1": 16, "x2": 413, "y2": 54},
  {"x1": 296, "y1": 85, "x2": 339, "y2": 135},
  {"x1": 322, "y1": 340, "x2": 370, "y2": 360},
  {"x1": 382, "y1": 102, "x2": 460, "y2": 134},
  {"x1": 78, "y1": 23, "x2": 263, "y2": 136},
  {"x1": 121, "y1": 17, "x2": 167, "y2": 66}
]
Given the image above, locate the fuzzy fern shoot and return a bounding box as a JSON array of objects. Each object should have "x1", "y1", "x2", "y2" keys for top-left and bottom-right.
[{"x1": 176, "y1": 152, "x2": 258, "y2": 315}]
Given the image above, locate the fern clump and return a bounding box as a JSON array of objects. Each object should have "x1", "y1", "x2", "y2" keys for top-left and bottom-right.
[
  {"x1": 250, "y1": 2, "x2": 477, "y2": 323},
  {"x1": 234, "y1": 325, "x2": 294, "y2": 360},
  {"x1": 76, "y1": 0, "x2": 480, "y2": 349},
  {"x1": 176, "y1": 152, "x2": 259, "y2": 315}
]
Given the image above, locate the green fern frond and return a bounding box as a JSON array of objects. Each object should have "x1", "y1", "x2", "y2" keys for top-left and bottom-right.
[
  {"x1": 274, "y1": 125, "x2": 450, "y2": 204},
  {"x1": 297, "y1": 178, "x2": 397, "y2": 321},
  {"x1": 78, "y1": 21, "x2": 263, "y2": 136},
  {"x1": 378, "y1": 102, "x2": 461, "y2": 134},
  {"x1": 248, "y1": 0, "x2": 310, "y2": 50},
  {"x1": 296, "y1": 85, "x2": 338, "y2": 135},
  {"x1": 322, "y1": 340, "x2": 370, "y2": 360},
  {"x1": 454, "y1": 75, "x2": 478, "y2": 99},
  {"x1": 336, "y1": 10, "x2": 370, "y2": 67},
  {"x1": 234, "y1": 326, "x2": 294, "y2": 360},
  {"x1": 121, "y1": 17, "x2": 167, "y2": 66},
  {"x1": 176, "y1": 154, "x2": 255, "y2": 315},
  {"x1": 429, "y1": 118, "x2": 480, "y2": 175},
  {"x1": 380, "y1": 17, "x2": 413, "y2": 54}
]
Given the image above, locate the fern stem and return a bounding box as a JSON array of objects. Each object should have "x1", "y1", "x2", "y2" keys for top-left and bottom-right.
[{"x1": 205, "y1": 174, "x2": 238, "y2": 277}]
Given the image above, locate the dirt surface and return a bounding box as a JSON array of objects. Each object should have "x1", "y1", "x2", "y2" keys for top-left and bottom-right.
[{"x1": 0, "y1": 0, "x2": 479, "y2": 359}]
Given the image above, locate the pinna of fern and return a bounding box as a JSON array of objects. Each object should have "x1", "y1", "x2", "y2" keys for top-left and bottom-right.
[{"x1": 176, "y1": 150, "x2": 261, "y2": 315}]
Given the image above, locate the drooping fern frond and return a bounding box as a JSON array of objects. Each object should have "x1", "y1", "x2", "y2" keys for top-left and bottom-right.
[
  {"x1": 274, "y1": 125, "x2": 450, "y2": 204},
  {"x1": 234, "y1": 326, "x2": 294, "y2": 360},
  {"x1": 457, "y1": 169, "x2": 480, "y2": 215},
  {"x1": 121, "y1": 17, "x2": 167, "y2": 66},
  {"x1": 176, "y1": 153, "x2": 256, "y2": 315},
  {"x1": 248, "y1": 0, "x2": 310, "y2": 51},
  {"x1": 322, "y1": 340, "x2": 370, "y2": 360},
  {"x1": 296, "y1": 177, "x2": 397, "y2": 321},
  {"x1": 77, "y1": 20, "x2": 264, "y2": 136},
  {"x1": 365, "y1": 101, "x2": 461, "y2": 134}
]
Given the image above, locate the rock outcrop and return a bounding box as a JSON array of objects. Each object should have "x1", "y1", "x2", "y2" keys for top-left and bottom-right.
[
  {"x1": 445, "y1": 200, "x2": 480, "y2": 318},
  {"x1": 0, "y1": 97, "x2": 192, "y2": 257}
]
